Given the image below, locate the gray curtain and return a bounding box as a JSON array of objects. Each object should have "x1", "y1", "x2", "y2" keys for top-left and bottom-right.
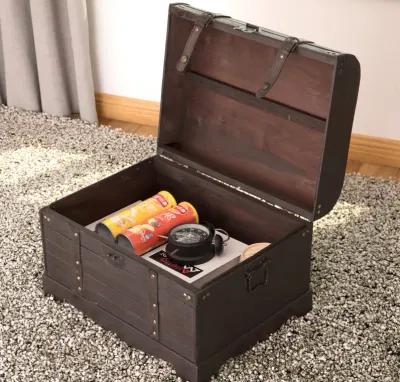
[{"x1": 0, "y1": 0, "x2": 97, "y2": 122}]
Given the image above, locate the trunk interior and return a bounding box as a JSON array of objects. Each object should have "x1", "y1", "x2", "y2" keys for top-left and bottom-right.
[{"x1": 51, "y1": 156, "x2": 305, "y2": 250}]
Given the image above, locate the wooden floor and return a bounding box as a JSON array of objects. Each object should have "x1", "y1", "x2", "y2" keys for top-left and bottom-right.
[
  {"x1": 346, "y1": 160, "x2": 400, "y2": 179},
  {"x1": 101, "y1": 118, "x2": 400, "y2": 181},
  {"x1": 100, "y1": 118, "x2": 157, "y2": 137}
]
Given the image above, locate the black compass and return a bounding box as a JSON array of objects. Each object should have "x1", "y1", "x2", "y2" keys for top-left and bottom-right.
[
  {"x1": 170, "y1": 224, "x2": 210, "y2": 244},
  {"x1": 166, "y1": 223, "x2": 228, "y2": 265}
]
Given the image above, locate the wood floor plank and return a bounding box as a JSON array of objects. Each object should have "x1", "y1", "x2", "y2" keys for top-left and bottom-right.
[
  {"x1": 358, "y1": 163, "x2": 400, "y2": 178},
  {"x1": 345, "y1": 160, "x2": 362, "y2": 173},
  {"x1": 379, "y1": 166, "x2": 400, "y2": 178},
  {"x1": 100, "y1": 118, "x2": 141, "y2": 134},
  {"x1": 135, "y1": 124, "x2": 158, "y2": 137},
  {"x1": 392, "y1": 168, "x2": 400, "y2": 180}
]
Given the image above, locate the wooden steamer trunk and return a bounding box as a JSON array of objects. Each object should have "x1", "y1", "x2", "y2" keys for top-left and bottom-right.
[{"x1": 41, "y1": 4, "x2": 360, "y2": 382}]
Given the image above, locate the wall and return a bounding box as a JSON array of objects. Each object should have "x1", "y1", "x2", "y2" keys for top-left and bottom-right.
[{"x1": 87, "y1": 0, "x2": 400, "y2": 140}]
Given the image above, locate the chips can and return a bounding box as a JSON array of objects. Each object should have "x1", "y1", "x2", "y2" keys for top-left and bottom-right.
[
  {"x1": 117, "y1": 202, "x2": 198, "y2": 255},
  {"x1": 96, "y1": 191, "x2": 176, "y2": 240}
]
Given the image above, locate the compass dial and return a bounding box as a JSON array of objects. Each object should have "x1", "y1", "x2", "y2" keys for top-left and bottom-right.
[{"x1": 169, "y1": 224, "x2": 210, "y2": 245}]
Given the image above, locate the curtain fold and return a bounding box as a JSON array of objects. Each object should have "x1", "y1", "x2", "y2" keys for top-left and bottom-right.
[{"x1": 0, "y1": 0, "x2": 97, "y2": 122}]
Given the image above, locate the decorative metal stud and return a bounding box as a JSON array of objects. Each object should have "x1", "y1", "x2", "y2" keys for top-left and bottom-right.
[
  {"x1": 77, "y1": 276, "x2": 80, "y2": 280},
  {"x1": 202, "y1": 292, "x2": 211, "y2": 301},
  {"x1": 150, "y1": 273, "x2": 156, "y2": 279},
  {"x1": 280, "y1": 54, "x2": 284, "y2": 59},
  {"x1": 180, "y1": 55, "x2": 188, "y2": 63},
  {"x1": 194, "y1": 26, "x2": 200, "y2": 32},
  {"x1": 183, "y1": 293, "x2": 191, "y2": 301},
  {"x1": 153, "y1": 320, "x2": 157, "y2": 325},
  {"x1": 152, "y1": 331, "x2": 157, "y2": 336},
  {"x1": 152, "y1": 303, "x2": 157, "y2": 308},
  {"x1": 74, "y1": 233, "x2": 78, "y2": 237},
  {"x1": 78, "y1": 287, "x2": 82, "y2": 291},
  {"x1": 76, "y1": 261, "x2": 80, "y2": 265}
]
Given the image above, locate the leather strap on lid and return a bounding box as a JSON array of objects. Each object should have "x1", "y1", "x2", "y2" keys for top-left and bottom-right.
[
  {"x1": 256, "y1": 37, "x2": 313, "y2": 98},
  {"x1": 176, "y1": 13, "x2": 229, "y2": 72}
]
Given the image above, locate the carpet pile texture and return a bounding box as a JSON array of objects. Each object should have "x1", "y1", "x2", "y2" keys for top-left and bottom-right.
[{"x1": 0, "y1": 106, "x2": 399, "y2": 381}]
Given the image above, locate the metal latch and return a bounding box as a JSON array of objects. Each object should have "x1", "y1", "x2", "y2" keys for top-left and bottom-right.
[
  {"x1": 234, "y1": 23, "x2": 259, "y2": 33},
  {"x1": 246, "y1": 260, "x2": 269, "y2": 292}
]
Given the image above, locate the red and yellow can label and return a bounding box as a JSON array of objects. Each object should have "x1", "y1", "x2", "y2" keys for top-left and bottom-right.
[
  {"x1": 100, "y1": 191, "x2": 176, "y2": 238},
  {"x1": 119, "y1": 201, "x2": 198, "y2": 256}
]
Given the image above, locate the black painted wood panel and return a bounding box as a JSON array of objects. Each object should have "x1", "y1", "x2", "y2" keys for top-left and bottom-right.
[
  {"x1": 158, "y1": 274, "x2": 197, "y2": 361},
  {"x1": 196, "y1": 227, "x2": 311, "y2": 361}
]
